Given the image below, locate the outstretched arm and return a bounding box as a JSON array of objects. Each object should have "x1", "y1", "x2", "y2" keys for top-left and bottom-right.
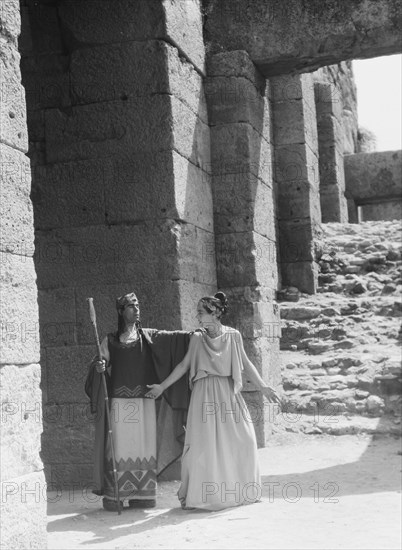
[
  {"x1": 146, "y1": 337, "x2": 193, "y2": 398},
  {"x1": 239, "y1": 336, "x2": 282, "y2": 405}
]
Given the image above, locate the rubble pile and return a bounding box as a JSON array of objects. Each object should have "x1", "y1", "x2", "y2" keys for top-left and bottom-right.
[{"x1": 278, "y1": 221, "x2": 402, "y2": 435}]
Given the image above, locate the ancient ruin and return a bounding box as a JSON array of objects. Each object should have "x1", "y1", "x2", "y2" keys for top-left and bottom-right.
[{"x1": 1, "y1": 1, "x2": 401, "y2": 547}]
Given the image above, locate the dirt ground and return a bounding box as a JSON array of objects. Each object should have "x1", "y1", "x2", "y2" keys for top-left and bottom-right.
[{"x1": 47, "y1": 433, "x2": 401, "y2": 550}]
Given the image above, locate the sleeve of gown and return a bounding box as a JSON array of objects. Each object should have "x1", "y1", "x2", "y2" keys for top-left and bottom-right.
[{"x1": 231, "y1": 330, "x2": 245, "y2": 394}]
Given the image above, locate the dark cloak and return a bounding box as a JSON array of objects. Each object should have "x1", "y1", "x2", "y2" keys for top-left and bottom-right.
[{"x1": 84, "y1": 329, "x2": 191, "y2": 494}]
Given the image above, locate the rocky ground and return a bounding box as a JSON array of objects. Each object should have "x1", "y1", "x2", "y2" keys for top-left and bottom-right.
[{"x1": 278, "y1": 220, "x2": 402, "y2": 436}]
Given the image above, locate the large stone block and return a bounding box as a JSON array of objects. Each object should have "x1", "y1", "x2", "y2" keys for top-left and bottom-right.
[
  {"x1": 274, "y1": 142, "x2": 319, "y2": 187},
  {"x1": 164, "y1": 0, "x2": 205, "y2": 73},
  {"x1": 316, "y1": 114, "x2": 344, "y2": 150},
  {"x1": 21, "y1": 54, "x2": 71, "y2": 112},
  {"x1": 271, "y1": 73, "x2": 315, "y2": 109},
  {"x1": 273, "y1": 98, "x2": 318, "y2": 152},
  {"x1": 38, "y1": 288, "x2": 76, "y2": 348},
  {"x1": 42, "y1": 406, "x2": 94, "y2": 467},
  {"x1": 31, "y1": 160, "x2": 106, "y2": 230},
  {"x1": 19, "y1": 3, "x2": 63, "y2": 56},
  {"x1": 318, "y1": 145, "x2": 345, "y2": 190},
  {"x1": 320, "y1": 187, "x2": 348, "y2": 223},
  {"x1": 314, "y1": 81, "x2": 343, "y2": 120},
  {"x1": 211, "y1": 123, "x2": 272, "y2": 184},
  {"x1": 57, "y1": 0, "x2": 164, "y2": 42},
  {"x1": 206, "y1": 76, "x2": 270, "y2": 139},
  {"x1": 0, "y1": 144, "x2": 34, "y2": 253},
  {"x1": 0, "y1": 0, "x2": 20, "y2": 44},
  {"x1": 1, "y1": 363, "x2": 42, "y2": 479},
  {"x1": 203, "y1": 0, "x2": 402, "y2": 75},
  {"x1": 0, "y1": 470, "x2": 47, "y2": 550},
  {"x1": 207, "y1": 50, "x2": 266, "y2": 90},
  {"x1": 105, "y1": 151, "x2": 213, "y2": 231},
  {"x1": 58, "y1": 0, "x2": 205, "y2": 73},
  {"x1": 277, "y1": 181, "x2": 321, "y2": 222},
  {"x1": 45, "y1": 96, "x2": 210, "y2": 169},
  {"x1": 345, "y1": 150, "x2": 402, "y2": 201},
  {"x1": 242, "y1": 336, "x2": 281, "y2": 388},
  {"x1": 213, "y1": 173, "x2": 276, "y2": 241},
  {"x1": 34, "y1": 221, "x2": 215, "y2": 290},
  {"x1": 26, "y1": 109, "x2": 45, "y2": 142},
  {"x1": 281, "y1": 260, "x2": 318, "y2": 294},
  {"x1": 45, "y1": 345, "x2": 94, "y2": 403},
  {"x1": 70, "y1": 41, "x2": 207, "y2": 122},
  {"x1": 278, "y1": 219, "x2": 317, "y2": 263},
  {"x1": 360, "y1": 200, "x2": 402, "y2": 221},
  {"x1": 216, "y1": 231, "x2": 278, "y2": 289},
  {"x1": 0, "y1": 254, "x2": 40, "y2": 364},
  {"x1": 0, "y1": 43, "x2": 28, "y2": 151}
]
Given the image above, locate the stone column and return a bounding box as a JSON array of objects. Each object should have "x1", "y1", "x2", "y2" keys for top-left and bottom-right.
[
  {"x1": 315, "y1": 81, "x2": 348, "y2": 222},
  {"x1": 271, "y1": 74, "x2": 321, "y2": 294},
  {"x1": 206, "y1": 51, "x2": 281, "y2": 447},
  {"x1": 0, "y1": 1, "x2": 47, "y2": 547},
  {"x1": 21, "y1": 0, "x2": 215, "y2": 486}
]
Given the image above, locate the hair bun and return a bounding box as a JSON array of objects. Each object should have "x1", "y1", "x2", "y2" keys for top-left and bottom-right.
[{"x1": 214, "y1": 291, "x2": 228, "y2": 313}]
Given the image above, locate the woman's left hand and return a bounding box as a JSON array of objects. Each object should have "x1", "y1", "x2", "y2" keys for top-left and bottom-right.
[
  {"x1": 145, "y1": 384, "x2": 164, "y2": 399},
  {"x1": 261, "y1": 386, "x2": 283, "y2": 406}
]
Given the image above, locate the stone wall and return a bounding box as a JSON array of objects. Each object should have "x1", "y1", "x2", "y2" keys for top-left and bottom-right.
[
  {"x1": 205, "y1": 50, "x2": 281, "y2": 446},
  {"x1": 313, "y1": 62, "x2": 358, "y2": 155},
  {"x1": 345, "y1": 150, "x2": 402, "y2": 222},
  {"x1": 203, "y1": 0, "x2": 402, "y2": 75},
  {"x1": 0, "y1": 0, "x2": 47, "y2": 547},
  {"x1": 21, "y1": 0, "x2": 216, "y2": 487},
  {"x1": 271, "y1": 73, "x2": 322, "y2": 293}
]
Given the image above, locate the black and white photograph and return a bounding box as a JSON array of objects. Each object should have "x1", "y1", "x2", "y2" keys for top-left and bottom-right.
[{"x1": 1, "y1": 1, "x2": 401, "y2": 548}]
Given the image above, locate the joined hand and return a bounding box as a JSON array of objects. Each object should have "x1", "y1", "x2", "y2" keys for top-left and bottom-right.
[{"x1": 145, "y1": 384, "x2": 164, "y2": 399}]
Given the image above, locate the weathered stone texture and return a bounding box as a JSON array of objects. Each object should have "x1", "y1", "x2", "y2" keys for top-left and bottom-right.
[
  {"x1": 216, "y1": 231, "x2": 278, "y2": 290},
  {"x1": 281, "y1": 261, "x2": 319, "y2": 295},
  {"x1": 360, "y1": 200, "x2": 402, "y2": 222},
  {"x1": 0, "y1": 471, "x2": 47, "y2": 550},
  {"x1": 30, "y1": 152, "x2": 213, "y2": 232},
  {"x1": 1, "y1": 363, "x2": 42, "y2": 479},
  {"x1": 0, "y1": 42, "x2": 28, "y2": 151},
  {"x1": 272, "y1": 73, "x2": 321, "y2": 293},
  {"x1": 315, "y1": 81, "x2": 348, "y2": 222},
  {"x1": 57, "y1": 0, "x2": 205, "y2": 72},
  {"x1": 44, "y1": 96, "x2": 210, "y2": 168},
  {"x1": 313, "y1": 61, "x2": 358, "y2": 154},
  {"x1": 345, "y1": 150, "x2": 402, "y2": 202},
  {"x1": 34, "y1": 221, "x2": 215, "y2": 292},
  {"x1": 204, "y1": 0, "x2": 402, "y2": 75},
  {"x1": 21, "y1": 54, "x2": 71, "y2": 112},
  {"x1": 0, "y1": 255, "x2": 40, "y2": 364},
  {"x1": 0, "y1": 143, "x2": 34, "y2": 252},
  {"x1": 70, "y1": 41, "x2": 207, "y2": 121},
  {"x1": 0, "y1": 0, "x2": 21, "y2": 43},
  {"x1": 213, "y1": 173, "x2": 276, "y2": 240},
  {"x1": 211, "y1": 124, "x2": 272, "y2": 183}
]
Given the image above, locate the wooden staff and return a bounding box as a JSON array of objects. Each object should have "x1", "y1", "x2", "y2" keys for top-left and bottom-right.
[{"x1": 87, "y1": 298, "x2": 121, "y2": 515}]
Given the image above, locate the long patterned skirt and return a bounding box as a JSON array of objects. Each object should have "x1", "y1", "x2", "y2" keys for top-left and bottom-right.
[
  {"x1": 104, "y1": 398, "x2": 157, "y2": 502},
  {"x1": 178, "y1": 375, "x2": 260, "y2": 510}
]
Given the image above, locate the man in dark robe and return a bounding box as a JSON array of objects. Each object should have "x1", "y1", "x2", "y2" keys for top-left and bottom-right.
[{"x1": 85, "y1": 292, "x2": 191, "y2": 511}]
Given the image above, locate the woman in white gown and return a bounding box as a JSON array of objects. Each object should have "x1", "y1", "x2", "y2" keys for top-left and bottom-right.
[{"x1": 146, "y1": 292, "x2": 281, "y2": 510}]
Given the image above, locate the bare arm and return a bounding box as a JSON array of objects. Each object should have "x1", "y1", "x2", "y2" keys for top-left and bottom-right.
[
  {"x1": 239, "y1": 334, "x2": 282, "y2": 405},
  {"x1": 146, "y1": 336, "x2": 193, "y2": 398},
  {"x1": 241, "y1": 347, "x2": 269, "y2": 389}
]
